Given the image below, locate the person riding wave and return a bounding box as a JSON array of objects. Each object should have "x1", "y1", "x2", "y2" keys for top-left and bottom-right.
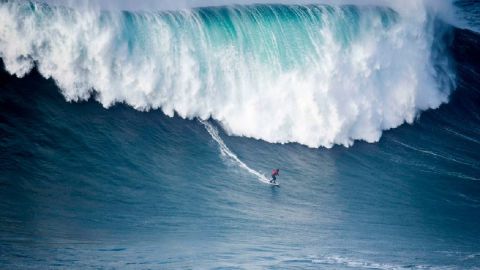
[{"x1": 270, "y1": 169, "x2": 280, "y2": 184}]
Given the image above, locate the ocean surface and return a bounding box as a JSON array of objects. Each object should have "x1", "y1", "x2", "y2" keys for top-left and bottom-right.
[{"x1": 1, "y1": 0, "x2": 480, "y2": 269}]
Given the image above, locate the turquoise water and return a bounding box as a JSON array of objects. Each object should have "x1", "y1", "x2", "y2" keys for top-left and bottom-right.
[{"x1": 0, "y1": 1, "x2": 480, "y2": 269}]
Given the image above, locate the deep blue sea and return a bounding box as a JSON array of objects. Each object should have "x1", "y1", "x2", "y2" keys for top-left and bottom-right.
[{"x1": 1, "y1": 0, "x2": 480, "y2": 269}]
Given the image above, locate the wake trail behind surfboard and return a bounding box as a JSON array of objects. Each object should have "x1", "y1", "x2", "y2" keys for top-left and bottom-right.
[{"x1": 199, "y1": 119, "x2": 271, "y2": 184}]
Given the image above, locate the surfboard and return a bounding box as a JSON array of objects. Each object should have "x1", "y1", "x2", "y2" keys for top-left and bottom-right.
[{"x1": 269, "y1": 182, "x2": 280, "y2": 187}]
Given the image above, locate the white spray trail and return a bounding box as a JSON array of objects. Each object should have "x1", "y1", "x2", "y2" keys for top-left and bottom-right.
[{"x1": 199, "y1": 119, "x2": 271, "y2": 184}]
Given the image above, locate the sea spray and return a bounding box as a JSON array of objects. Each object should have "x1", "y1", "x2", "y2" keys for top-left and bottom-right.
[
  {"x1": 199, "y1": 119, "x2": 271, "y2": 183},
  {"x1": 0, "y1": 1, "x2": 455, "y2": 147}
]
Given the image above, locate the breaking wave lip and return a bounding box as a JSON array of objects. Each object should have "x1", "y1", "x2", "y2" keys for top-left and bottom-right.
[{"x1": 0, "y1": 0, "x2": 456, "y2": 148}]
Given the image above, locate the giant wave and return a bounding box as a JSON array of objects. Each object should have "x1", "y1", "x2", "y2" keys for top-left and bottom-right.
[{"x1": 0, "y1": 0, "x2": 456, "y2": 147}]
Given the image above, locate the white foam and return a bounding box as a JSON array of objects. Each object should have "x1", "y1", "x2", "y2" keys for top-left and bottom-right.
[
  {"x1": 311, "y1": 254, "x2": 459, "y2": 270},
  {"x1": 199, "y1": 119, "x2": 271, "y2": 183},
  {"x1": 0, "y1": 1, "x2": 456, "y2": 148}
]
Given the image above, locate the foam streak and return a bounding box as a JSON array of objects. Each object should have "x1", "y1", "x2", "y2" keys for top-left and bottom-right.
[{"x1": 199, "y1": 119, "x2": 271, "y2": 183}]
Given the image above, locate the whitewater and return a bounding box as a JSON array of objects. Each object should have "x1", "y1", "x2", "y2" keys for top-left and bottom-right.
[
  {"x1": 1, "y1": 1, "x2": 480, "y2": 269},
  {"x1": 0, "y1": 0, "x2": 456, "y2": 147}
]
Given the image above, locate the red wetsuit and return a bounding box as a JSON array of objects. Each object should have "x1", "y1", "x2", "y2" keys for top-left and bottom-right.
[{"x1": 271, "y1": 169, "x2": 279, "y2": 182}]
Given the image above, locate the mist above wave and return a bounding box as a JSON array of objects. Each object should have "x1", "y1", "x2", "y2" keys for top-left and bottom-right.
[{"x1": 0, "y1": 1, "x2": 455, "y2": 147}]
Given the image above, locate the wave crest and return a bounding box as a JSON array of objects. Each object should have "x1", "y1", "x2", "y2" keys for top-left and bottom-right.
[{"x1": 0, "y1": 1, "x2": 455, "y2": 147}]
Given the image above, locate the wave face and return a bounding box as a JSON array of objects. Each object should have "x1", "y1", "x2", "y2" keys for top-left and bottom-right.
[
  {"x1": 0, "y1": 1, "x2": 455, "y2": 147},
  {"x1": 1, "y1": 1, "x2": 480, "y2": 268}
]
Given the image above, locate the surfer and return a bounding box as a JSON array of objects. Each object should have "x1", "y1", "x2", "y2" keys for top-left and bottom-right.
[{"x1": 270, "y1": 169, "x2": 280, "y2": 184}]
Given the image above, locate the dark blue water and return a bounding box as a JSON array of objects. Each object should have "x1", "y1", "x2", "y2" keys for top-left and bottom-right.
[{"x1": 1, "y1": 2, "x2": 480, "y2": 270}]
